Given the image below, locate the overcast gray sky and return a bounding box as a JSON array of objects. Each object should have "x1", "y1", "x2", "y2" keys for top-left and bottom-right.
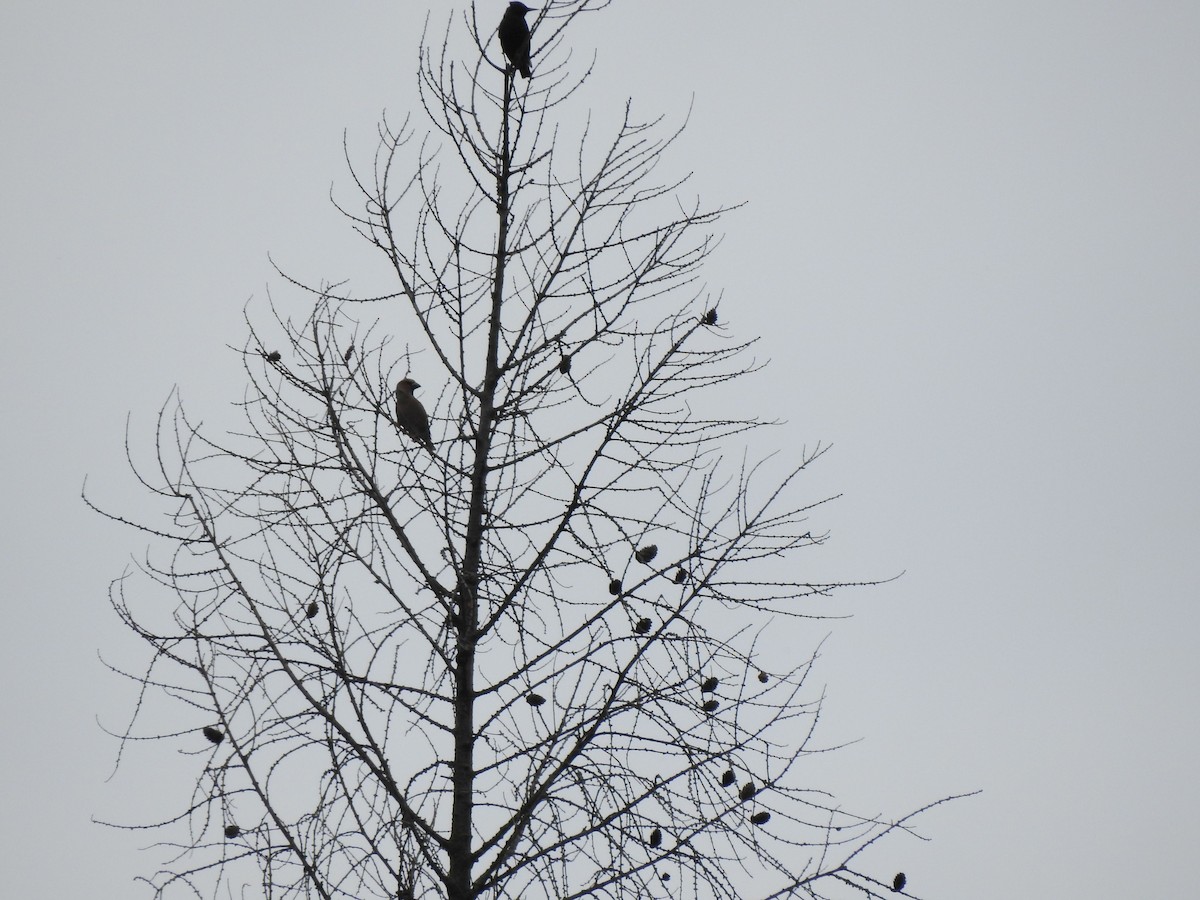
[{"x1": 2, "y1": 2, "x2": 1197, "y2": 897}]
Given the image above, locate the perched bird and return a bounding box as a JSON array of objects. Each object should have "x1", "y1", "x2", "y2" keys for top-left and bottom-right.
[
  {"x1": 892, "y1": 873, "x2": 907, "y2": 892},
  {"x1": 634, "y1": 617, "x2": 653, "y2": 635},
  {"x1": 701, "y1": 699, "x2": 719, "y2": 713},
  {"x1": 558, "y1": 355, "x2": 572, "y2": 375},
  {"x1": 720, "y1": 768, "x2": 736, "y2": 787},
  {"x1": 648, "y1": 827, "x2": 663, "y2": 848},
  {"x1": 702, "y1": 308, "x2": 718, "y2": 326},
  {"x1": 673, "y1": 567, "x2": 687, "y2": 584},
  {"x1": 608, "y1": 578, "x2": 623, "y2": 596},
  {"x1": 635, "y1": 544, "x2": 658, "y2": 564},
  {"x1": 305, "y1": 601, "x2": 319, "y2": 620},
  {"x1": 700, "y1": 676, "x2": 719, "y2": 693},
  {"x1": 750, "y1": 811, "x2": 771, "y2": 825},
  {"x1": 526, "y1": 692, "x2": 546, "y2": 707},
  {"x1": 266, "y1": 350, "x2": 282, "y2": 363},
  {"x1": 757, "y1": 670, "x2": 769, "y2": 683},
  {"x1": 395, "y1": 378, "x2": 433, "y2": 450},
  {"x1": 224, "y1": 824, "x2": 240, "y2": 839},
  {"x1": 739, "y1": 781, "x2": 756, "y2": 801},
  {"x1": 202, "y1": 726, "x2": 224, "y2": 745},
  {"x1": 499, "y1": 2, "x2": 534, "y2": 78}
]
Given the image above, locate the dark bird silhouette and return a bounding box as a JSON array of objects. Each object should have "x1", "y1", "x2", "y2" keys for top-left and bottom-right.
[
  {"x1": 305, "y1": 601, "x2": 319, "y2": 619},
  {"x1": 608, "y1": 578, "x2": 622, "y2": 596},
  {"x1": 720, "y1": 768, "x2": 736, "y2": 787},
  {"x1": 202, "y1": 726, "x2": 224, "y2": 745},
  {"x1": 395, "y1": 378, "x2": 433, "y2": 450},
  {"x1": 739, "y1": 781, "x2": 756, "y2": 801},
  {"x1": 701, "y1": 676, "x2": 719, "y2": 693},
  {"x1": 635, "y1": 544, "x2": 658, "y2": 564},
  {"x1": 634, "y1": 617, "x2": 653, "y2": 635},
  {"x1": 673, "y1": 567, "x2": 687, "y2": 584},
  {"x1": 702, "y1": 308, "x2": 718, "y2": 326},
  {"x1": 558, "y1": 355, "x2": 572, "y2": 374},
  {"x1": 499, "y1": 2, "x2": 534, "y2": 79},
  {"x1": 750, "y1": 811, "x2": 771, "y2": 825},
  {"x1": 892, "y1": 872, "x2": 907, "y2": 892},
  {"x1": 266, "y1": 350, "x2": 282, "y2": 362},
  {"x1": 757, "y1": 670, "x2": 769, "y2": 683},
  {"x1": 224, "y1": 824, "x2": 240, "y2": 839},
  {"x1": 526, "y1": 692, "x2": 546, "y2": 707},
  {"x1": 701, "y1": 699, "x2": 719, "y2": 713}
]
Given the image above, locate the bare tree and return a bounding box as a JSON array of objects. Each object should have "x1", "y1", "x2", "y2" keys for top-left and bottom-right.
[{"x1": 92, "y1": 3, "x2": 969, "y2": 898}]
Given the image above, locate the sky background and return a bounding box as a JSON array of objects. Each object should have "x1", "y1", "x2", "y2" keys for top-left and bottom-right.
[{"x1": 2, "y1": 1, "x2": 1198, "y2": 897}]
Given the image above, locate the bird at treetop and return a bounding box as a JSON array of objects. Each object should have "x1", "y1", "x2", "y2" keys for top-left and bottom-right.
[
  {"x1": 499, "y1": 2, "x2": 534, "y2": 79},
  {"x1": 635, "y1": 544, "x2": 658, "y2": 564},
  {"x1": 395, "y1": 378, "x2": 433, "y2": 450}
]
